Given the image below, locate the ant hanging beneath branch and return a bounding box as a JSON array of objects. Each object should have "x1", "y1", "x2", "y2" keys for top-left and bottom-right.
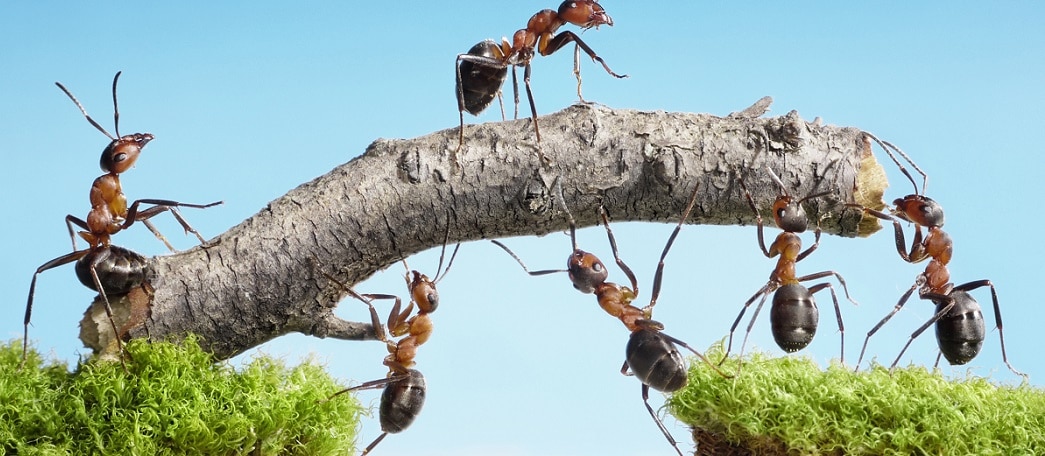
[
  {"x1": 494, "y1": 182, "x2": 730, "y2": 456},
  {"x1": 455, "y1": 0, "x2": 627, "y2": 162},
  {"x1": 851, "y1": 134, "x2": 1024, "y2": 378},
  {"x1": 23, "y1": 72, "x2": 222, "y2": 368},
  {"x1": 321, "y1": 239, "x2": 460, "y2": 456},
  {"x1": 722, "y1": 164, "x2": 856, "y2": 366}
]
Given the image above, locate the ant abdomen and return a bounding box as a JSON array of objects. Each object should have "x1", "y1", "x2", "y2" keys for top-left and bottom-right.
[
  {"x1": 770, "y1": 284, "x2": 819, "y2": 353},
  {"x1": 74, "y1": 245, "x2": 153, "y2": 295},
  {"x1": 379, "y1": 369, "x2": 427, "y2": 434},
  {"x1": 934, "y1": 291, "x2": 986, "y2": 365},
  {"x1": 625, "y1": 328, "x2": 686, "y2": 393},
  {"x1": 458, "y1": 40, "x2": 508, "y2": 116}
]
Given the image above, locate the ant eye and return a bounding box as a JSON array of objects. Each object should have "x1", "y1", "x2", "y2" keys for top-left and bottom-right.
[
  {"x1": 113, "y1": 153, "x2": 127, "y2": 163},
  {"x1": 592, "y1": 262, "x2": 603, "y2": 272}
]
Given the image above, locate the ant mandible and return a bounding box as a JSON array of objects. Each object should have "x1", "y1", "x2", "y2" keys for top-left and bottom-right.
[
  {"x1": 494, "y1": 182, "x2": 730, "y2": 456},
  {"x1": 23, "y1": 72, "x2": 221, "y2": 367},
  {"x1": 722, "y1": 165, "x2": 856, "y2": 365},
  {"x1": 322, "y1": 240, "x2": 460, "y2": 456},
  {"x1": 851, "y1": 134, "x2": 1024, "y2": 377},
  {"x1": 455, "y1": 1, "x2": 627, "y2": 159}
]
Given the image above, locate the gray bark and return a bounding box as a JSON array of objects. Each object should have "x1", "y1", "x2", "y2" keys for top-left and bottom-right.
[{"x1": 80, "y1": 101, "x2": 886, "y2": 360}]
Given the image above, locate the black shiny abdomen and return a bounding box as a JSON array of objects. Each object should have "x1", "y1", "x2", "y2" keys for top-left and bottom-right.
[
  {"x1": 458, "y1": 40, "x2": 508, "y2": 115},
  {"x1": 74, "y1": 245, "x2": 152, "y2": 295},
  {"x1": 771, "y1": 284, "x2": 819, "y2": 352},
  {"x1": 934, "y1": 291, "x2": 985, "y2": 365},
  {"x1": 626, "y1": 329, "x2": 687, "y2": 393},
  {"x1": 379, "y1": 369, "x2": 427, "y2": 434}
]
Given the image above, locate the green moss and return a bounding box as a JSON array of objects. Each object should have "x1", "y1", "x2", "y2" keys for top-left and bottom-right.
[
  {"x1": 1, "y1": 337, "x2": 361, "y2": 455},
  {"x1": 670, "y1": 344, "x2": 1045, "y2": 455}
]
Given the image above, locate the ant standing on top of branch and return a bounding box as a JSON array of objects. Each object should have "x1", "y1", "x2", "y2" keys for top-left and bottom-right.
[
  {"x1": 23, "y1": 72, "x2": 222, "y2": 367},
  {"x1": 494, "y1": 183, "x2": 731, "y2": 456},
  {"x1": 851, "y1": 134, "x2": 1024, "y2": 377},
  {"x1": 455, "y1": 0, "x2": 627, "y2": 161},
  {"x1": 321, "y1": 240, "x2": 461, "y2": 456},
  {"x1": 722, "y1": 164, "x2": 856, "y2": 365}
]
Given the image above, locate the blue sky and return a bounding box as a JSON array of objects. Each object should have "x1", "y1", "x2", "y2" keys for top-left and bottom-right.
[{"x1": 2, "y1": 2, "x2": 1043, "y2": 455}]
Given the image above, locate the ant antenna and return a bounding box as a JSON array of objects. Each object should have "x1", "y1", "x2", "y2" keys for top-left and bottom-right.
[
  {"x1": 111, "y1": 71, "x2": 122, "y2": 138},
  {"x1": 864, "y1": 132, "x2": 928, "y2": 196},
  {"x1": 56, "y1": 80, "x2": 116, "y2": 141}
]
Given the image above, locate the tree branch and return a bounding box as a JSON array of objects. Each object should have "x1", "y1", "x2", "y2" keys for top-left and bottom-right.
[{"x1": 80, "y1": 101, "x2": 886, "y2": 360}]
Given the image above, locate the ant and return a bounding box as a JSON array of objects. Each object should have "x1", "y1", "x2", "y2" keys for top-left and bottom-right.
[
  {"x1": 455, "y1": 0, "x2": 627, "y2": 159},
  {"x1": 23, "y1": 72, "x2": 221, "y2": 367},
  {"x1": 722, "y1": 165, "x2": 856, "y2": 365},
  {"x1": 852, "y1": 134, "x2": 1024, "y2": 377},
  {"x1": 494, "y1": 183, "x2": 730, "y2": 456},
  {"x1": 321, "y1": 240, "x2": 460, "y2": 456}
]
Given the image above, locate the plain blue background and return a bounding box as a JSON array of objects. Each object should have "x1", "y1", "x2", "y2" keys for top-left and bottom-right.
[{"x1": 2, "y1": 2, "x2": 1043, "y2": 455}]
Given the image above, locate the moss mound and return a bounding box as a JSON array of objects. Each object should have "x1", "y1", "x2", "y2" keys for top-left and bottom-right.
[
  {"x1": 1, "y1": 337, "x2": 361, "y2": 455},
  {"x1": 670, "y1": 346, "x2": 1044, "y2": 455}
]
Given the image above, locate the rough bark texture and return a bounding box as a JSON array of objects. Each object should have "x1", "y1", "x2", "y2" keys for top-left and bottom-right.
[{"x1": 80, "y1": 101, "x2": 885, "y2": 360}]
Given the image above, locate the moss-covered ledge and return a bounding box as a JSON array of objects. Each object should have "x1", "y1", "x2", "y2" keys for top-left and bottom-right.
[
  {"x1": 2, "y1": 337, "x2": 360, "y2": 455},
  {"x1": 671, "y1": 347, "x2": 1044, "y2": 455}
]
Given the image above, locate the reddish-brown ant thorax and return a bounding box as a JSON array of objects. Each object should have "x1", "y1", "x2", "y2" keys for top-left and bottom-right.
[{"x1": 558, "y1": 1, "x2": 613, "y2": 28}]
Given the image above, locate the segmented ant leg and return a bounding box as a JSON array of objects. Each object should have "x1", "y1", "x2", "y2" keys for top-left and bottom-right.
[
  {"x1": 490, "y1": 240, "x2": 567, "y2": 276},
  {"x1": 855, "y1": 284, "x2": 916, "y2": 372},
  {"x1": 806, "y1": 282, "x2": 846, "y2": 364},
  {"x1": 323, "y1": 272, "x2": 391, "y2": 343},
  {"x1": 542, "y1": 31, "x2": 628, "y2": 79},
  {"x1": 951, "y1": 280, "x2": 1026, "y2": 379},
  {"x1": 721, "y1": 284, "x2": 772, "y2": 364},
  {"x1": 848, "y1": 204, "x2": 925, "y2": 263},
  {"x1": 888, "y1": 292, "x2": 956, "y2": 372},
  {"x1": 659, "y1": 330, "x2": 733, "y2": 379},
  {"x1": 358, "y1": 433, "x2": 390, "y2": 456},
  {"x1": 520, "y1": 63, "x2": 549, "y2": 166},
  {"x1": 738, "y1": 177, "x2": 772, "y2": 257},
  {"x1": 124, "y1": 198, "x2": 221, "y2": 230},
  {"x1": 319, "y1": 372, "x2": 410, "y2": 403},
  {"x1": 572, "y1": 43, "x2": 585, "y2": 103},
  {"x1": 597, "y1": 206, "x2": 639, "y2": 297},
  {"x1": 795, "y1": 226, "x2": 822, "y2": 262},
  {"x1": 796, "y1": 270, "x2": 859, "y2": 307},
  {"x1": 639, "y1": 383, "x2": 685, "y2": 456},
  {"x1": 738, "y1": 290, "x2": 773, "y2": 364},
  {"x1": 511, "y1": 66, "x2": 520, "y2": 120},
  {"x1": 23, "y1": 249, "x2": 90, "y2": 368},
  {"x1": 646, "y1": 184, "x2": 701, "y2": 313},
  {"x1": 87, "y1": 252, "x2": 129, "y2": 372},
  {"x1": 139, "y1": 217, "x2": 176, "y2": 252},
  {"x1": 65, "y1": 215, "x2": 90, "y2": 251}
]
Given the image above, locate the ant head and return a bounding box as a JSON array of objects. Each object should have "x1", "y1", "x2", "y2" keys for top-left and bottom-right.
[
  {"x1": 101, "y1": 133, "x2": 153, "y2": 173},
  {"x1": 408, "y1": 271, "x2": 439, "y2": 313},
  {"x1": 771, "y1": 195, "x2": 809, "y2": 233},
  {"x1": 558, "y1": 0, "x2": 613, "y2": 29},
  {"x1": 893, "y1": 195, "x2": 945, "y2": 228},
  {"x1": 567, "y1": 249, "x2": 608, "y2": 294}
]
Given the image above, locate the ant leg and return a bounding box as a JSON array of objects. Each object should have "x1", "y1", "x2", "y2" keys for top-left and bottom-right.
[
  {"x1": 934, "y1": 351, "x2": 944, "y2": 369},
  {"x1": 807, "y1": 283, "x2": 845, "y2": 364},
  {"x1": 23, "y1": 250, "x2": 89, "y2": 368},
  {"x1": 65, "y1": 215, "x2": 89, "y2": 251},
  {"x1": 855, "y1": 284, "x2": 916, "y2": 372},
  {"x1": 888, "y1": 293, "x2": 956, "y2": 372},
  {"x1": 542, "y1": 31, "x2": 627, "y2": 79},
  {"x1": 323, "y1": 272, "x2": 397, "y2": 343},
  {"x1": 722, "y1": 284, "x2": 771, "y2": 364},
  {"x1": 125, "y1": 199, "x2": 222, "y2": 246},
  {"x1": 87, "y1": 255, "x2": 129, "y2": 372},
  {"x1": 140, "y1": 218, "x2": 177, "y2": 252},
  {"x1": 597, "y1": 206, "x2": 638, "y2": 296},
  {"x1": 796, "y1": 270, "x2": 859, "y2": 306},
  {"x1": 320, "y1": 372, "x2": 409, "y2": 403},
  {"x1": 739, "y1": 291, "x2": 772, "y2": 362},
  {"x1": 511, "y1": 66, "x2": 519, "y2": 120},
  {"x1": 796, "y1": 226, "x2": 822, "y2": 262},
  {"x1": 848, "y1": 204, "x2": 926, "y2": 263},
  {"x1": 646, "y1": 184, "x2": 701, "y2": 313},
  {"x1": 639, "y1": 383, "x2": 684, "y2": 456},
  {"x1": 490, "y1": 240, "x2": 567, "y2": 276},
  {"x1": 737, "y1": 176, "x2": 771, "y2": 257},
  {"x1": 572, "y1": 43, "x2": 585, "y2": 103},
  {"x1": 951, "y1": 280, "x2": 1026, "y2": 379},
  {"x1": 659, "y1": 331, "x2": 732, "y2": 379}
]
